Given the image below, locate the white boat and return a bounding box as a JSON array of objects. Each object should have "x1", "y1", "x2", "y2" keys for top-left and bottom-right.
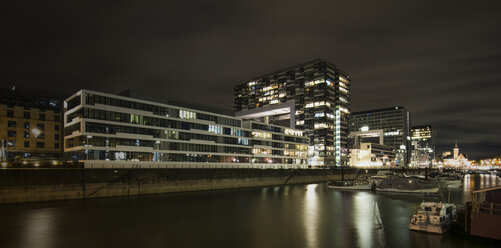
[
  {"x1": 409, "y1": 202, "x2": 456, "y2": 234},
  {"x1": 444, "y1": 180, "x2": 462, "y2": 189},
  {"x1": 328, "y1": 180, "x2": 372, "y2": 190}
]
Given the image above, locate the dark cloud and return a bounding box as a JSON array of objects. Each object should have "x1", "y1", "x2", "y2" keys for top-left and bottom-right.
[{"x1": 1, "y1": 0, "x2": 500, "y2": 159}]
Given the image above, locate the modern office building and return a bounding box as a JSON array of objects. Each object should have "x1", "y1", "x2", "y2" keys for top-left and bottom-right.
[
  {"x1": 234, "y1": 59, "x2": 351, "y2": 167},
  {"x1": 64, "y1": 89, "x2": 308, "y2": 168},
  {"x1": 410, "y1": 125, "x2": 434, "y2": 167},
  {"x1": 349, "y1": 142, "x2": 396, "y2": 167},
  {"x1": 348, "y1": 106, "x2": 411, "y2": 166},
  {"x1": 0, "y1": 87, "x2": 64, "y2": 161}
]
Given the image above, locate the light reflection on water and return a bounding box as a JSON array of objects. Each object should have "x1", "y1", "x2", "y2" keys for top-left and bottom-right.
[
  {"x1": 353, "y1": 192, "x2": 375, "y2": 248},
  {"x1": 0, "y1": 174, "x2": 500, "y2": 248},
  {"x1": 303, "y1": 184, "x2": 318, "y2": 248},
  {"x1": 17, "y1": 209, "x2": 58, "y2": 248}
]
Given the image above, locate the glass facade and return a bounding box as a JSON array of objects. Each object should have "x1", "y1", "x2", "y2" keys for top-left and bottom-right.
[
  {"x1": 410, "y1": 125, "x2": 434, "y2": 167},
  {"x1": 234, "y1": 59, "x2": 351, "y2": 167},
  {"x1": 348, "y1": 106, "x2": 411, "y2": 167},
  {"x1": 64, "y1": 90, "x2": 308, "y2": 168}
]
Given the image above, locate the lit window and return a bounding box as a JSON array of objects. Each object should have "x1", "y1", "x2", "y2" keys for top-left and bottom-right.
[{"x1": 179, "y1": 110, "x2": 196, "y2": 119}]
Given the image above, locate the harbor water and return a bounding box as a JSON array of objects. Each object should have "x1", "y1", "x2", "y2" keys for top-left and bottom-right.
[{"x1": 0, "y1": 174, "x2": 500, "y2": 248}]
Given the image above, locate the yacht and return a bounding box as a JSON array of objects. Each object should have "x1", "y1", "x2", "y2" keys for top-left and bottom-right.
[{"x1": 409, "y1": 202, "x2": 457, "y2": 234}]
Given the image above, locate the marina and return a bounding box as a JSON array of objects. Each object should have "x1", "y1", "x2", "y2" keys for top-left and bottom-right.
[{"x1": 0, "y1": 174, "x2": 500, "y2": 248}]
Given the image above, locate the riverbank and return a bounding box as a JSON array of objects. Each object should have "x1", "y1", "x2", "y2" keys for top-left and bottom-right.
[{"x1": 0, "y1": 168, "x2": 370, "y2": 204}]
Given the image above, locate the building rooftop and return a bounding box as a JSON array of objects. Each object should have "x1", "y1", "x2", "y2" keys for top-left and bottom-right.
[
  {"x1": 351, "y1": 106, "x2": 406, "y2": 115},
  {"x1": 235, "y1": 59, "x2": 350, "y2": 88},
  {"x1": 0, "y1": 87, "x2": 66, "y2": 111},
  {"x1": 118, "y1": 89, "x2": 235, "y2": 116},
  {"x1": 411, "y1": 125, "x2": 432, "y2": 129}
]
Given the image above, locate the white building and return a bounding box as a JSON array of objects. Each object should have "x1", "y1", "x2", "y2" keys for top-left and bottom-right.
[
  {"x1": 349, "y1": 142, "x2": 395, "y2": 167},
  {"x1": 64, "y1": 89, "x2": 309, "y2": 169}
]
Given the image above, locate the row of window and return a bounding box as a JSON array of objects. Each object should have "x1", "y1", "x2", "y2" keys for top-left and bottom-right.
[
  {"x1": 5, "y1": 110, "x2": 60, "y2": 121},
  {"x1": 3, "y1": 140, "x2": 59, "y2": 149},
  {"x1": 66, "y1": 134, "x2": 306, "y2": 157},
  {"x1": 82, "y1": 93, "x2": 241, "y2": 127},
  {"x1": 76, "y1": 108, "x2": 250, "y2": 137},
  {"x1": 6, "y1": 121, "x2": 59, "y2": 130},
  {"x1": 6, "y1": 130, "x2": 59, "y2": 140},
  {"x1": 66, "y1": 136, "x2": 252, "y2": 154}
]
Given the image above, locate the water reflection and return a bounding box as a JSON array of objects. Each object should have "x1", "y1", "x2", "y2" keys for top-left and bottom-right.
[
  {"x1": 303, "y1": 184, "x2": 319, "y2": 248},
  {"x1": 353, "y1": 192, "x2": 386, "y2": 248},
  {"x1": 0, "y1": 175, "x2": 500, "y2": 248},
  {"x1": 18, "y1": 208, "x2": 58, "y2": 248},
  {"x1": 353, "y1": 192, "x2": 373, "y2": 247}
]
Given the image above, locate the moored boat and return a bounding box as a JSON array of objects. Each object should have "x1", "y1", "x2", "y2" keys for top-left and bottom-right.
[
  {"x1": 328, "y1": 180, "x2": 372, "y2": 190},
  {"x1": 376, "y1": 177, "x2": 439, "y2": 194},
  {"x1": 409, "y1": 202, "x2": 457, "y2": 234}
]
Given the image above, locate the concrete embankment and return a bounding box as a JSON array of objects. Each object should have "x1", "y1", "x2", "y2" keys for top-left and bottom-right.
[{"x1": 0, "y1": 168, "x2": 378, "y2": 204}]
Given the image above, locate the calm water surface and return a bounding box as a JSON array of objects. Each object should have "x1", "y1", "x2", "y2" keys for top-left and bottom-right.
[{"x1": 1, "y1": 174, "x2": 500, "y2": 248}]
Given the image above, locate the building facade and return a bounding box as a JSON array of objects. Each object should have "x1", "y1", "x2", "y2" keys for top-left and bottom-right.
[
  {"x1": 349, "y1": 106, "x2": 411, "y2": 166},
  {"x1": 439, "y1": 142, "x2": 471, "y2": 168},
  {"x1": 234, "y1": 59, "x2": 351, "y2": 167},
  {"x1": 410, "y1": 125, "x2": 434, "y2": 167},
  {"x1": 0, "y1": 88, "x2": 63, "y2": 161},
  {"x1": 64, "y1": 89, "x2": 308, "y2": 169},
  {"x1": 349, "y1": 142, "x2": 396, "y2": 167}
]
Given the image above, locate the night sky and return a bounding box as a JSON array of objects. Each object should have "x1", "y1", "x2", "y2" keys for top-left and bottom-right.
[{"x1": 2, "y1": 1, "x2": 500, "y2": 159}]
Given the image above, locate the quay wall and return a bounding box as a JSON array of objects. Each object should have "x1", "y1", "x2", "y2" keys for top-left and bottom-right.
[{"x1": 0, "y1": 167, "x2": 428, "y2": 204}]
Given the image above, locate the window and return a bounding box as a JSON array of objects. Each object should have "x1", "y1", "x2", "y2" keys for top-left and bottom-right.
[
  {"x1": 54, "y1": 134, "x2": 59, "y2": 140},
  {"x1": 54, "y1": 125, "x2": 59, "y2": 131},
  {"x1": 7, "y1": 141, "x2": 16, "y2": 147},
  {"x1": 24, "y1": 112, "x2": 30, "y2": 119},
  {"x1": 7, "y1": 130, "x2": 16, "y2": 137},
  {"x1": 179, "y1": 110, "x2": 196, "y2": 119},
  {"x1": 39, "y1": 113, "x2": 46, "y2": 120},
  {"x1": 36, "y1": 142, "x2": 45, "y2": 148},
  {"x1": 24, "y1": 132, "x2": 30, "y2": 138},
  {"x1": 8, "y1": 121, "x2": 16, "y2": 127},
  {"x1": 38, "y1": 133, "x2": 45, "y2": 139},
  {"x1": 37, "y1": 123, "x2": 45, "y2": 130},
  {"x1": 7, "y1": 110, "x2": 14, "y2": 117},
  {"x1": 24, "y1": 141, "x2": 29, "y2": 148},
  {"x1": 24, "y1": 122, "x2": 30, "y2": 129},
  {"x1": 54, "y1": 114, "x2": 60, "y2": 122},
  {"x1": 54, "y1": 143, "x2": 59, "y2": 149}
]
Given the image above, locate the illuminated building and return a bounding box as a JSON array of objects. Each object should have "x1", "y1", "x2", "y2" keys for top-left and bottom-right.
[
  {"x1": 234, "y1": 59, "x2": 351, "y2": 167},
  {"x1": 410, "y1": 125, "x2": 435, "y2": 167},
  {"x1": 0, "y1": 87, "x2": 63, "y2": 161},
  {"x1": 349, "y1": 106, "x2": 411, "y2": 167},
  {"x1": 349, "y1": 142, "x2": 396, "y2": 167},
  {"x1": 440, "y1": 141, "x2": 471, "y2": 168},
  {"x1": 479, "y1": 157, "x2": 501, "y2": 167},
  {"x1": 64, "y1": 89, "x2": 308, "y2": 168}
]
